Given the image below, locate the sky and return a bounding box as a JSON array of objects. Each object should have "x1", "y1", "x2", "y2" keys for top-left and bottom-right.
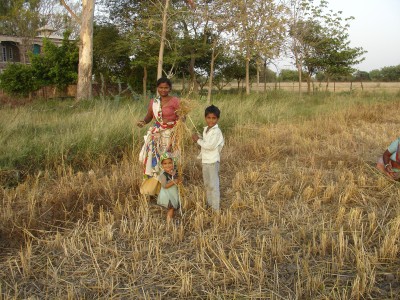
[
  {"x1": 277, "y1": 0, "x2": 400, "y2": 72},
  {"x1": 327, "y1": 0, "x2": 400, "y2": 71}
]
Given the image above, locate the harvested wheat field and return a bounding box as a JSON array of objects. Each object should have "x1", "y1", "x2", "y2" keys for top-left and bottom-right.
[{"x1": 1, "y1": 91, "x2": 400, "y2": 299}]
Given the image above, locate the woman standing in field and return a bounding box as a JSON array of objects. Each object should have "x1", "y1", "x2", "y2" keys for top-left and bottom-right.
[
  {"x1": 377, "y1": 137, "x2": 400, "y2": 180},
  {"x1": 137, "y1": 78, "x2": 181, "y2": 193}
]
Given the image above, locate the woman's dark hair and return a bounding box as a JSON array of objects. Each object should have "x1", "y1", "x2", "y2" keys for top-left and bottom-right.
[
  {"x1": 157, "y1": 77, "x2": 172, "y2": 89},
  {"x1": 205, "y1": 105, "x2": 220, "y2": 118}
]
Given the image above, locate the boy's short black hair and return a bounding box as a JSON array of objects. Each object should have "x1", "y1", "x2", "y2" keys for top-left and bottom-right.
[
  {"x1": 205, "y1": 105, "x2": 220, "y2": 118},
  {"x1": 157, "y1": 77, "x2": 172, "y2": 88}
]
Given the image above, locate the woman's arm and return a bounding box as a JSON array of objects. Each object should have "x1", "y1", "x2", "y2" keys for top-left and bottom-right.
[
  {"x1": 137, "y1": 101, "x2": 154, "y2": 127},
  {"x1": 383, "y1": 149, "x2": 394, "y2": 173}
]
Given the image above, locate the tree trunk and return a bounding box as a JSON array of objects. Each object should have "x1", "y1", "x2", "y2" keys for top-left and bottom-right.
[
  {"x1": 263, "y1": 60, "x2": 267, "y2": 93},
  {"x1": 77, "y1": 0, "x2": 95, "y2": 101},
  {"x1": 306, "y1": 75, "x2": 311, "y2": 94},
  {"x1": 20, "y1": 39, "x2": 29, "y2": 64},
  {"x1": 189, "y1": 52, "x2": 198, "y2": 93},
  {"x1": 157, "y1": 0, "x2": 170, "y2": 80},
  {"x1": 245, "y1": 56, "x2": 250, "y2": 95},
  {"x1": 207, "y1": 41, "x2": 217, "y2": 104},
  {"x1": 325, "y1": 78, "x2": 330, "y2": 92},
  {"x1": 296, "y1": 62, "x2": 302, "y2": 96}
]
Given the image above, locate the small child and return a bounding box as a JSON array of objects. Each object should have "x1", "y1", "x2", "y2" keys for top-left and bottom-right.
[
  {"x1": 157, "y1": 153, "x2": 181, "y2": 221},
  {"x1": 192, "y1": 105, "x2": 224, "y2": 212}
]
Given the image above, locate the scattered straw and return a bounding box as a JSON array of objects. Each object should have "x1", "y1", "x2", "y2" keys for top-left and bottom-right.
[{"x1": 2, "y1": 97, "x2": 400, "y2": 298}]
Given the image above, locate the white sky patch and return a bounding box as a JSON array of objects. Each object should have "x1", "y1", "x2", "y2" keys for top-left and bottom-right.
[
  {"x1": 274, "y1": 0, "x2": 400, "y2": 72},
  {"x1": 323, "y1": 0, "x2": 400, "y2": 71}
]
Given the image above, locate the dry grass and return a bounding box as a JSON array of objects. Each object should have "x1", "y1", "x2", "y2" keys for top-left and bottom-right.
[
  {"x1": 1, "y1": 97, "x2": 400, "y2": 299},
  {"x1": 175, "y1": 81, "x2": 400, "y2": 94},
  {"x1": 232, "y1": 81, "x2": 400, "y2": 93}
]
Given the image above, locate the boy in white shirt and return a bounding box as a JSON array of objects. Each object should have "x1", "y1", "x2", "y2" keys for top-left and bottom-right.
[{"x1": 192, "y1": 105, "x2": 224, "y2": 211}]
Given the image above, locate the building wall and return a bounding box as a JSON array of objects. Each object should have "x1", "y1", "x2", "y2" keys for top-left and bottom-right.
[
  {"x1": 0, "y1": 35, "x2": 62, "y2": 72},
  {"x1": 0, "y1": 42, "x2": 20, "y2": 63}
]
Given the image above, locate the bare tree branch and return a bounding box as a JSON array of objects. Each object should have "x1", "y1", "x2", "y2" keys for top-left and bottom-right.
[{"x1": 59, "y1": 0, "x2": 80, "y2": 23}]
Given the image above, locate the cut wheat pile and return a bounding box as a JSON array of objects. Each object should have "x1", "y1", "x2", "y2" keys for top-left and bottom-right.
[{"x1": 1, "y1": 97, "x2": 400, "y2": 299}]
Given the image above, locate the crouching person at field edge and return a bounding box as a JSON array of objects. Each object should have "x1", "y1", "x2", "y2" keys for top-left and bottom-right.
[{"x1": 377, "y1": 137, "x2": 400, "y2": 180}]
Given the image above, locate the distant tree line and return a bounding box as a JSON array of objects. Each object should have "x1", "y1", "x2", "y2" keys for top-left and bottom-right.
[
  {"x1": 1, "y1": 0, "x2": 395, "y2": 99},
  {"x1": 278, "y1": 65, "x2": 400, "y2": 82},
  {"x1": 356, "y1": 66, "x2": 400, "y2": 82}
]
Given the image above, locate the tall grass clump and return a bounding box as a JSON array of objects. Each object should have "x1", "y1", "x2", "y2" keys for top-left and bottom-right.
[
  {"x1": 1, "y1": 91, "x2": 400, "y2": 298},
  {"x1": 0, "y1": 98, "x2": 147, "y2": 182}
]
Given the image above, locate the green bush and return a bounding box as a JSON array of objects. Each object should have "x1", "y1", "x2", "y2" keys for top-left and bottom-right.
[
  {"x1": 0, "y1": 63, "x2": 38, "y2": 96},
  {"x1": 30, "y1": 34, "x2": 79, "y2": 90}
]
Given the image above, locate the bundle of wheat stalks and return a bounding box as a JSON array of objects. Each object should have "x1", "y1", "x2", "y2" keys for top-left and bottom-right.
[{"x1": 172, "y1": 97, "x2": 199, "y2": 213}]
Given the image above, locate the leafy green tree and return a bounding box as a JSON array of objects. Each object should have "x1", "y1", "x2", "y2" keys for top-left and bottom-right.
[
  {"x1": 30, "y1": 32, "x2": 79, "y2": 90},
  {"x1": 315, "y1": 71, "x2": 326, "y2": 82},
  {"x1": 369, "y1": 69, "x2": 382, "y2": 82},
  {"x1": 229, "y1": 0, "x2": 286, "y2": 95},
  {"x1": 287, "y1": 0, "x2": 365, "y2": 93},
  {"x1": 188, "y1": 0, "x2": 235, "y2": 103},
  {"x1": 353, "y1": 71, "x2": 370, "y2": 82},
  {"x1": 93, "y1": 23, "x2": 131, "y2": 84},
  {"x1": 321, "y1": 39, "x2": 365, "y2": 85},
  {"x1": 291, "y1": 19, "x2": 364, "y2": 91},
  {"x1": 0, "y1": 0, "x2": 12, "y2": 16},
  {"x1": 104, "y1": 0, "x2": 188, "y2": 95},
  {"x1": 173, "y1": 2, "x2": 215, "y2": 93},
  {"x1": 0, "y1": 0, "x2": 41, "y2": 36},
  {"x1": 0, "y1": 63, "x2": 38, "y2": 96},
  {"x1": 380, "y1": 65, "x2": 400, "y2": 82},
  {"x1": 263, "y1": 67, "x2": 277, "y2": 83},
  {"x1": 279, "y1": 69, "x2": 304, "y2": 82},
  {"x1": 120, "y1": 1, "x2": 163, "y2": 95},
  {"x1": 0, "y1": 0, "x2": 43, "y2": 64},
  {"x1": 218, "y1": 56, "x2": 256, "y2": 90},
  {"x1": 368, "y1": 66, "x2": 400, "y2": 82},
  {"x1": 289, "y1": 19, "x2": 322, "y2": 81},
  {"x1": 255, "y1": 61, "x2": 277, "y2": 92},
  {"x1": 286, "y1": 0, "x2": 310, "y2": 92}
]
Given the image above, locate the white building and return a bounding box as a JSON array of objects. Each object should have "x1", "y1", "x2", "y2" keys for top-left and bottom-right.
[{"x1": 0, "y1": 26, "x2": 63, "y2": 72}]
